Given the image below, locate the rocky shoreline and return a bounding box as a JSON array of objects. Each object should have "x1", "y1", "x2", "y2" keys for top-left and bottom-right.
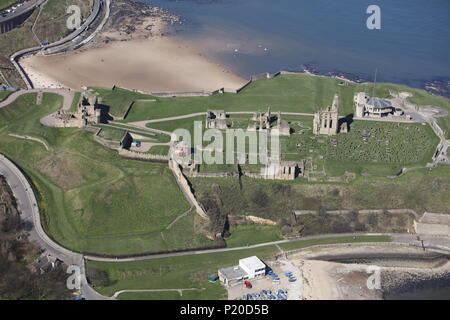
[
  {"x1": 291, "y1": 63, "x2": 450, "y2": 100},
  {"x1": 95, "y1": 0, "x2": 180, "y2": 43},
  {"x1": 382, "y1": 261, "x2": 450, "y2": 298},
  {"x1": 287, "y1": 245, "x2": 450, "y2": 299}
]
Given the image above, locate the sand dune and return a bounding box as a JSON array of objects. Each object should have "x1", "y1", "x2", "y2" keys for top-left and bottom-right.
[{"x1": 20, "y1": 36, "x2": 247, "y2": 92}]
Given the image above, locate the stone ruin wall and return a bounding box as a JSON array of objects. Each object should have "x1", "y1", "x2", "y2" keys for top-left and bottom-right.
[
  {"x1": 169, "y1": 159, "x2": 210, "y2": 221},
  {"x1": 118, "y1": 149, "x2": 169, "y2": 162},
  {"x1": 184, "y1": 171, "x2": 239, "y2": 179}
]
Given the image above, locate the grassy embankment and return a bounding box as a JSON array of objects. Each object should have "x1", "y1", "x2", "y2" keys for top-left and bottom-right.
[
  {"x1": 91, "y1": 87, "x2": 155, "y2": 118},
  {"x1": 0, "y1": 0, "x2": 92, "y2": 88},
  {"x1": 0, "y1": 0, "x2": 16, "y2": 10},
  {"x1": 87, "y1": 235, "x2": 391, "y2": 299},
  {"x1": 0, "y1": 93, "x2": 214, "y2": 255},
  {"x1": 191, "y1": 164, "x2": 450, "y2": 228},
  {"x1": 0, "y1": 90, "x2": 12, "y2": 101}
]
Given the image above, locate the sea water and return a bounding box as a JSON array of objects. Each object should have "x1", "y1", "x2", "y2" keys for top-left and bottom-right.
[{"x1": 141, "y1": 0, "x2": 450, "y2": 92}]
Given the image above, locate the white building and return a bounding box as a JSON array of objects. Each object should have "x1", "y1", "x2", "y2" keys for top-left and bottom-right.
[
  {"x1": 218, "y1": 256, "x2": 266, "y2": 286},
  {"x1": 354, "y1": 92, "x2": 395, "y2": 118},
  {"x1": 239, "y1": 256, "x2": 266, "y2": 278}
]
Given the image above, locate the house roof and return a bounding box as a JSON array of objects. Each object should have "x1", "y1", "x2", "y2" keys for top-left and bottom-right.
[
  {"x1": 239, "y1": 256, "x2": 265, "y2": 270},
  {"x1": 367, "y1": 97, "x2": 392, "y2": 109},
  {"x1": 219, "y1": 265, "x2": 247, "y2": 280}
]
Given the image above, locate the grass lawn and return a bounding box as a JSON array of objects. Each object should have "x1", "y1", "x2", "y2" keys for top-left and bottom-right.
[
  {"x1": 97, "y1": 126, "x2": 125, "y2": 141},
  {"x1": 118, "y1": 290, "x2": 206, "y2": 300},
  {"x1": 148, "y1": 145, "x2": 170, "y2": 156},
  {"x1": 0, "y1": 0, "x2": 16, "y2": 10},
  {"x1": 0, "y1": 93, "x2": 214, "y2": 255},
  {"x1": 87, "y1": 235, "x2": 391, "y2": 299},
  {"x1": 0, "y1": 90, "x2": 12, "y2": 101},
  {"x1": 91, "y1": 87, "x2": 155, "y2": 118},
  {"x1": 106, "y1": 122, "x2": 171, "y2": 143},
  {"x1": 225, "y1": 225, "x2": 283, "y2": 248},
  {"x1": 147, "y1": 116, "x2": 205, "y2": 137},
  {"x1": 120, "y1": 74, "x2": 450, "y2": 139}
]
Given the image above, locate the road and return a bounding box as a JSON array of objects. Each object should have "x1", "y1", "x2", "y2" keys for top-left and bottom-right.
[
  {"x1": 10, "y1": 0, "x2": 106, "y2": 89},
  {"x1": 0, "y1": 153, "x2": 109, "y2": 300},
  {"x1": 0, "y1": 0, "x2": 45, "y2": 24}
]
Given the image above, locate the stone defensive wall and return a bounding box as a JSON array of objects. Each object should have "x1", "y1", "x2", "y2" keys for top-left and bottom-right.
[
  {"x1": 105, "y1": 70, "x2": 315, "y2": 102},
  {"x1": 184, "y1": 170, "x2": 239, "y2": 179},
  {"x1": 273, "y1": 242, "x2": 439, "y2": 261},
  {"x1": 294, "y1": 208, "x2": 420, "y2": 219},
  {"x1": 229, "y1": 215, "x2": 278, "y2": 226},
  {"x1": 169, "y1": 160, "x2": 209, "y2": 220},
  {"x1": 113, "y1": 98, "x2": 157, "y2": 121},
  {"x1": 118, "y1": 149, "x2": 169, "y2": 162}
]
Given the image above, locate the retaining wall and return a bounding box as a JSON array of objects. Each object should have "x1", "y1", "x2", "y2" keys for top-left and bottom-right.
[{"x1": 169, "y1": 160, "x2": 209, "y2": 220}]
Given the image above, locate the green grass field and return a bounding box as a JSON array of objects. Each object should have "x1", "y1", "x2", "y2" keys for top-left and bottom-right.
[
  {"x1": 0, "y1": 90, "x2": 12, "y2": 101},
  {"x1": 97, "y1": 126, "x2": 125, "y2": 141},
  {"x1": 0, "y1": 93, "x2": 214, "y2": 255},
  {"x1": 225, "y1": 225, "x2": 283, "y2": 248},
  {"x1": 148, "y1": 145, "x2": 170, "y2": 156},
  {"x1": 120, "y1": 74, "x2": 450, "y2": 138},
  {"x1": 91, "y1": 87, "x2": 154, "y2": 118},
  {"x1": 0, "y1": 0, "x2": 16, "y2": 10},
  {"x1": 87, "y1": 235, "x2": 391, "y2": 299}
]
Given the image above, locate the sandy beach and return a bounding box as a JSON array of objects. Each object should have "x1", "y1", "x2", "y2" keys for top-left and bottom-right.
[{"x1": 20, "y1": 8, "x2": 247, "y2": 93}]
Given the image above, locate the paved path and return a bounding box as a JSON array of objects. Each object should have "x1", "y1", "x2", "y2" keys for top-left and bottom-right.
[
  {"x1": 112, "y1": 288, "x2": 205, "y2": 299},
  {"x1": 8, "y1": 133, "x2": 49, "y2": 150},
  {"x1": 113, "y1": 121, "x2": 173, "y2": 136},
  {"x1": 0, "y1": 88, "x2": 74, "y2": 110},
  {"x1": 165, "y1": 206, "x2": 193, "y2": 230},
  {"x1": 84, "y1": 232, "x2": 450, "y2": 263},
  {"x1": 131, "y1": 111, "x2": 316, "y2": 128},
  {"x1": 0, "y1": 88, "x2": 75, "y2": 128}
]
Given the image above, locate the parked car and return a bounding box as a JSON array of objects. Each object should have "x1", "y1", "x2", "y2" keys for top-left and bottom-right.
[{"x1": 244, "y1": 280, "x2": 252, "y2": 289}]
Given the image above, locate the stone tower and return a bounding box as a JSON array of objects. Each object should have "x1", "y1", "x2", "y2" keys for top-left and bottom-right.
[{"x1": 313, "y1": 94, "x2": 339, "y2": 136}]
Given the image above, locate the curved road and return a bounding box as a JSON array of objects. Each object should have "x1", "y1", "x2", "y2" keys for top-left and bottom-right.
[
  {"x1": 0, "y1": 154, "x2": 109, "y2": 300},
  {"x1": 0, "y1": 0, "x2": 46, "y2": 24},
  {"x1": 0, "y1": 88, "x2": 74, "y2": 109},
  {"x1": 11, "y1": 0, "x2": 106, "y2": 89}
]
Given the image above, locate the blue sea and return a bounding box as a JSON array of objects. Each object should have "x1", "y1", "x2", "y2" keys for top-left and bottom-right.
[{"x1": 140, "y1": 0, "x2": 450, "y2": 93}]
